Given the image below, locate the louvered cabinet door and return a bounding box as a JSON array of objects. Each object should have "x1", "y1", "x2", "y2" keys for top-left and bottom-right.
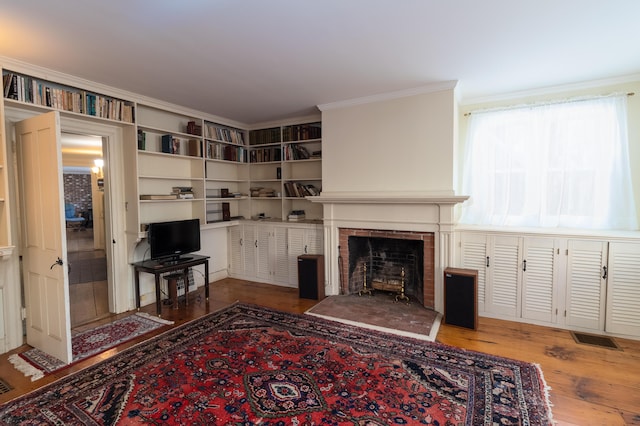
[
  {"x1": 272, "y1": 226, "x2": 290, "y2": 285},
  {"x1": 565, "y1": 240, "x2": 608, "y2": 330},
  {"x1": 460, "y1": 233, "x2": 488, "y2": 313},
  {"x1": 521, "y1": 237, "x2": 559, "y2": 323},
  {"x1": 242, "y1": 224, "x2": 257, "y2": 277},
  {"x1": 228, "y1": 225, "x2": 244, "y2": 276},
  {"x1": 486, "y1": 236, "x2": 523, "y2": 317},
  {"x1": 256, "y1": 226, "x2": 272, "y2": 281},
  {"x1": 605, "y1": 242, "x2": 640, "y2": 336}
]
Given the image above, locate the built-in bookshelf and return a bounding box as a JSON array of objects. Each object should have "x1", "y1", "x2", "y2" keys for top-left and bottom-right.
[
  {"x1": 204, "y1": 121, "x2": 247, "y2": 163},
  {"x1": 249, "y1": 121, "x2": 322, "y2": 221},
  {"x1": 134, "y1": 104, "x2": 252, "y2": 229},
  {"x1": 2, "y1": 70, "x2": 134, "y2": 123},
  {"x1": 135, "y1": 105, "x2": 205, "y2": 227}
]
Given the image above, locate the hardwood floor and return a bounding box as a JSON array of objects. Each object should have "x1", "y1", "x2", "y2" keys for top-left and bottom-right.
[{"x1": 1, "y1": 278, "x2": 639, "y2": 425}]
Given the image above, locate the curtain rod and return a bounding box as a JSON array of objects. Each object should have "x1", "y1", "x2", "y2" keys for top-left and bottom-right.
[{"x1": 464, "y1": 92, "x2": 635, "y2": 117}]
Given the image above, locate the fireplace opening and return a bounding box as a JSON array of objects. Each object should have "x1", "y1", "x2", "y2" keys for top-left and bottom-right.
[{"x1": 348, "y1": 236, "x2": 424, "y2": 304}]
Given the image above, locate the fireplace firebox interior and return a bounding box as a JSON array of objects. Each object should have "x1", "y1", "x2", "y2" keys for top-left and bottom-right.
[{"x1": 348, "y1": 236, "x2": 424, "y2": 304}]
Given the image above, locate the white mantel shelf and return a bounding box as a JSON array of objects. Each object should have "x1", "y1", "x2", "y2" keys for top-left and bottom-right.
[{"x1": 308, "y1": 194, "x2": 469, "y2": 205}]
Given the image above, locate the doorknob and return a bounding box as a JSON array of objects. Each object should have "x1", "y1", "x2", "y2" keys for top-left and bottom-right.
[{"x1": 50, "y1": 257, "x2": 64, "y2": 269}]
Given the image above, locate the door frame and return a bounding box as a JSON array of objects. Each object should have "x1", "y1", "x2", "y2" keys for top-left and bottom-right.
[{"x1": 5, "y1": 107, "x2": 130, "y2": 315}]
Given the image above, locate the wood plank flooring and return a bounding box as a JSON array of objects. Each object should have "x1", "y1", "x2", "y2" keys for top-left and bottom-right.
[{"x1": 1, "y1": 278, "x2": 639, "y2": 425}]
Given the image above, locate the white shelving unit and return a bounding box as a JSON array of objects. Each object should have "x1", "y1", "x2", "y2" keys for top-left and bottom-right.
[{"x1": 248, "y1": 121, "x2": 322, "y2": 222}]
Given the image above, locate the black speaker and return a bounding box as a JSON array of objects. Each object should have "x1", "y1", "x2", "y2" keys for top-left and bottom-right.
[
  {"x1": 444, "y1": 267, "x2": 478, "y2": 330},
  {"x1": 298, "y1": 255, "x2": 325, "y2": 300}
]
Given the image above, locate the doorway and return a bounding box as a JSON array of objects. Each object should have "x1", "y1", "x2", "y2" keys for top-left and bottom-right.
[
  {"x1": 5, "y1": 106, "x2": 130, "y2": 360},
  {"x1": 61, "y1": 132, "x2": 110, "y2": 327}
]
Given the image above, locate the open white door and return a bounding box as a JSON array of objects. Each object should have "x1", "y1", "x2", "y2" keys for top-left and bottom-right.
[{"x1": 17, "y1": 111, "x2": 72, "y2": 364}]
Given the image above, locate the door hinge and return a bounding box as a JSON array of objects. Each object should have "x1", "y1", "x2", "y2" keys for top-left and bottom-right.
[{"x1": 21, "y1": 307, "x2": 27, "y2": 320}]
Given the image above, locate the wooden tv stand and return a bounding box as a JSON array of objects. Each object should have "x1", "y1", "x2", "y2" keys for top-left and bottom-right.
[{"x1": 132, "y1": 254, "x2": 210, "y2": 317}]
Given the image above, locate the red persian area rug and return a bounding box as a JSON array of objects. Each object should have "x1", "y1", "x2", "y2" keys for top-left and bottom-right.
[
  {"x1": 7, "y1": 312, "x2": 172, "y2": 381},
  {"x1": 0, "y1": 303, "x2": 553, "y2": 425}
]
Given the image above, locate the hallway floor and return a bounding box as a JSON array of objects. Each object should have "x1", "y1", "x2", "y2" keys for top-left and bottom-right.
[{"x1": 66, "y1": 228, "x2": 109, "y2": 328}]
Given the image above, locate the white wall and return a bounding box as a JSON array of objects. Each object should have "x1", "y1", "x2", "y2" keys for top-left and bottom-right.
[{"x1": 321, "y1": 86, "x2": 457, "y2": 196}]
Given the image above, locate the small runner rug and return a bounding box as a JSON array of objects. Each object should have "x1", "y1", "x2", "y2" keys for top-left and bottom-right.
[
  {"x1": 8, "y1": 312, "x2": 172, "y2": 381},
  {"x1": 0, "y1": 303, "x2": 553, "y2": 425}
]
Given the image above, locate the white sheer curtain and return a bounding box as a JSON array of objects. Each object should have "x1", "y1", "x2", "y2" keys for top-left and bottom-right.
[{"x1": 459, "y1": 95, "x2": 637, "y2": 230}]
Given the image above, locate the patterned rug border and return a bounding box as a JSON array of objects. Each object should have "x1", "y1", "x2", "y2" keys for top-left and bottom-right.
[
  {"x1": 0, "y1": 303, "x2": 554, "y2": 424},
  {"x1": 8, "y1": 312, "x2": 173, "y2": 381}
]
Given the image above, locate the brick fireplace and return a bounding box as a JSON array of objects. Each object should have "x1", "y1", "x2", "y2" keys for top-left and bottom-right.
[
  {"x1": 339, "y1": 228, "x2": 435, "y2": 308},
  {"x1": 310, "y1": 193, "x2": 468, "y2": 313}
]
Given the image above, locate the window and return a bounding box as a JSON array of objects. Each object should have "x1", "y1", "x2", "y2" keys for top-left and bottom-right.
[{"x1": 459, "y1": 95, "x2": 637, "y2": 230}]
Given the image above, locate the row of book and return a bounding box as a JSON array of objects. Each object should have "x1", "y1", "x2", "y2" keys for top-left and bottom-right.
[
  {"x1": 3, "y1": 72, "x2": 134, "y2": 123},
  {"x1": 282, "y1": 123, "x2": 321, "y2": 142},
  {"x1": 207, "y1": 142, "x2": 247, "y2": 162},
  {"x1": 284, "y1": 182, "x2": 320, "y2": 198},
  {"x1": 249, "y1": 127, "x2": 281, "y2": 145},
  {"x1": 249, "y1": 147, "x2": 282, "y2": 163},
  {"x1": 204, "y1": 123, "x2": 246, "y2": 145},
  {"x1": 249, "y1": 123, "x2": 322, "y2": 145}
]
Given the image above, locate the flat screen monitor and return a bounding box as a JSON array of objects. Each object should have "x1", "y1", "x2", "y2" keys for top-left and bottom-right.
[{"x1": 148, "y1": 218, "x2": 201, "y2": 261}]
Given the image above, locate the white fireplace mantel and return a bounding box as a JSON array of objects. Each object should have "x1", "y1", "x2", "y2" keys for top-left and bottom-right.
[
  {"x1": 308, "y1": 193, "x2": 468, "y2": 205},
  {"x1": 310, "y1": 192, "x2": 469, "y2": 313}
]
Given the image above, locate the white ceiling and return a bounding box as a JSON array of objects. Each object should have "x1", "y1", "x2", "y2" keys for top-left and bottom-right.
[{"x1": 2, "y1": 1, "x2": 640, "y2": 125}]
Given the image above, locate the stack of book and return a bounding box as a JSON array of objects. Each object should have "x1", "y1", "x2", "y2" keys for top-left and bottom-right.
[
  {"x1": 139, "y1": 194, "x2": 178, "y2": 200},
  {"x1": 250, "y1": 187, "x2": 276, "y2": 197},
  {"x1": 288, "y1": 210, "x2": 306, "y2": 221},
  {"x1": 172, "y1": 186, "x2": 194, "y2": 199},
  {"x1": 186, "y1": 120, "x2": 202, "y2": 136}
]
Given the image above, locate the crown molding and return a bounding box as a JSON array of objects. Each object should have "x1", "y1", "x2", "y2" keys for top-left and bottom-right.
[{"x1": 318, "y1": 81, "x2": 458, "y2": 111}]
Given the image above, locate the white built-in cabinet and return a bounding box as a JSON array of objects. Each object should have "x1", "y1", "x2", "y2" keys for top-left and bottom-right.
[
  {"x1": 287, "y1": 226, "x2": 323, "y2": 282},
  {"x1": 564, "y1": 240, "x2": 608, "y2": 330},
  {"x1": 459, "y1": 231, "x2": 640, "y2": 338},
  {"x1": 257, "y1": 225, "x2": 289, "y2": 285},
  {"x1": 229, "y1": 222, "x2": 323, "y2": 288},
  {"x1": 228, "y1": 224, "x2": 257, "y2": 278}
]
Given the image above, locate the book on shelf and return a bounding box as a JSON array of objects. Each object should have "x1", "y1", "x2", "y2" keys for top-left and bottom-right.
[
  {"x1": 172, "y1": 186, "x2": 193, "y2": 192},
  {"x1": 249, "y1": 127, "x2": 281, "y2": 145},
  {"x1": 204, "y1": 123, "x2": 245, "y2": 145},
  {"x1": 284, "y1": 144, "x2": 311, "y2": 160},
  {"x1": 288, "y1": 209, "x2": 306, "y2": 221},
  {"x1": 140, "y1": 194, "x2": 179, "y2": 200},
  {"x1": 284, "y1": 182, "x2": 320, "y2": 197},
  {"x1": 161, "y1": 135, "x2": 181, "y2": 154},
  {"x1": 188, "y1": 139, "x2": 202, "y2": 157},
  {"x1": 186, "y1": 121, "x2": 202, "y2": 136},
  {"x1": 137, "y1": 129, "x2": 146, "y2": 150},
  {"x1": 172, "y1": 187, "x2": 194, "y2": 199},
  {"x1": 282, "y1": 122, "x2": 322, "y2": 142}
]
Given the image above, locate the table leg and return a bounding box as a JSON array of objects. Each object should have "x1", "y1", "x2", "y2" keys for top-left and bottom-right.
[
  {"x1": 134, "y1": 270, "x2": 141, "y2": 311},
  {"x1": 205, "y1": 260, "x2": 209, "y2": 300},
  {"x1": 155, "y1": 274, "x2": 162, "y2": 317},
  {"x1": 183, "y1": 267, "x2": 189, "y2": 306}
]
